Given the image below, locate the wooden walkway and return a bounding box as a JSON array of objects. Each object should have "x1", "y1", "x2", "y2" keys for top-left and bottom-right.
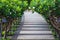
[{"x1": 12, "y1": 10, "x2": 55, "y2": 40}]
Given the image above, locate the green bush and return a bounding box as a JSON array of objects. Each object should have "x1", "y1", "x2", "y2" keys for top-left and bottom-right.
[
  {"x1": 2, "y1": 31, "x2": 5, "y2": 36},
  {"x1": 29, "y1": 0, "x2": 60, "y2": 18},
  {"x1": 7, "y1": 31, "x2": 14, "y2": 36},
  {"x1": 0, "y1": 0, "x2": 28, "y2": 19},
  {"x1": 2, "y1": 37, "x2": 11, "y2": 40}
]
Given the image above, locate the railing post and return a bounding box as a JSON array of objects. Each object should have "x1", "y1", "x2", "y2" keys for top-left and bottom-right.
[
  {"x1": 0, "y1": 17, "x2": 2, "y2": 40},
  {"x1": 2, "y1": 17, "x2": 8, "y2": 39},
  {"x1": 59, "y1": 31, "x2": 60, "y2": 40},
  {"x1": 4, "y1": 23, "x2": 7, "y2": 39}
]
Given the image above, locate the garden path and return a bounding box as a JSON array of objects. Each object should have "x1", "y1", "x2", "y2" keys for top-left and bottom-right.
[{"x1": 12, "y1": 10, "x2": 55, "y2": 40}]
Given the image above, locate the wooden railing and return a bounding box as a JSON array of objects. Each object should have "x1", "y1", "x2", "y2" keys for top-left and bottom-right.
[
  {"x1": 49, "y1": 16, "x2": 60, "y2": 40},
  {"x1": 1, "y1": 17, "x2": 21, "y2": 39}
]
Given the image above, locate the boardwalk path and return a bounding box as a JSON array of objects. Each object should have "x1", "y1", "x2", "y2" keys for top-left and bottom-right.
[{"x1": 12, "y1": 10, "x2": 55, "y2": 40}]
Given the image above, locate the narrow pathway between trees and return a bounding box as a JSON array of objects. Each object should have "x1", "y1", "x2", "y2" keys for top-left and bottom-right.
[{"x1": 12, "y1": 10, "x2": 55, "y2": 40}]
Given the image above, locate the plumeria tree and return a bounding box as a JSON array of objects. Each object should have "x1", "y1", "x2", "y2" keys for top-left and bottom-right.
[
  {"x1": 0, "y1": 0, "x2": 28, "y2": 19},
  {"x1": 0, "y1": 0, "x2": 28, "y2": 38},
  {"x1": 54, "y1": 0, "x2": 60, "y2": 17},
  {"x1": 29, "y1": 0, "x2": 56, "y2": 18}
]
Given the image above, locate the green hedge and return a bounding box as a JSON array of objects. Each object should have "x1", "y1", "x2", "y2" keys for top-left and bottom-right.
[{"x1": 0, "y1": 0, "x2": 28, "y2": 18}]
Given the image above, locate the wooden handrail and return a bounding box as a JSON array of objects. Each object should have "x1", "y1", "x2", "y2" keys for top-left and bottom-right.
[
  {"x1": 49, "y1": 16, "x2": 60, "y2": 30},
  {"x1": 49, "y1": 16, "x2": 60, "y2": 40}
]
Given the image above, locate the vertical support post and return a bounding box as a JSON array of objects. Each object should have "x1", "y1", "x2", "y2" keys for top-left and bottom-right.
[
  {"x1": 59, "y1": 31, "x2": 60, "y2": 40},
  {"x1": 2, "y1": 17, "x2": 8, "y2": 39},
  {"x1": 0, "y1": 17, "x2": 2, "y2": 40},
  {"x1": 4, "y1": 23, "x2": 7, "y2": 39}
]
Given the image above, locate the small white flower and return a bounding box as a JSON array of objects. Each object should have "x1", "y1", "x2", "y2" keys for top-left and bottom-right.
[
  {"x1": 10, "y1": 12, "x2": 12, "y2": 14},
  {"x1": 33, "y1": 7, "x2": 35, "y2": 9},
  {"x1": 29, "y1": 7, "x2": 31, "y2": 9}
]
